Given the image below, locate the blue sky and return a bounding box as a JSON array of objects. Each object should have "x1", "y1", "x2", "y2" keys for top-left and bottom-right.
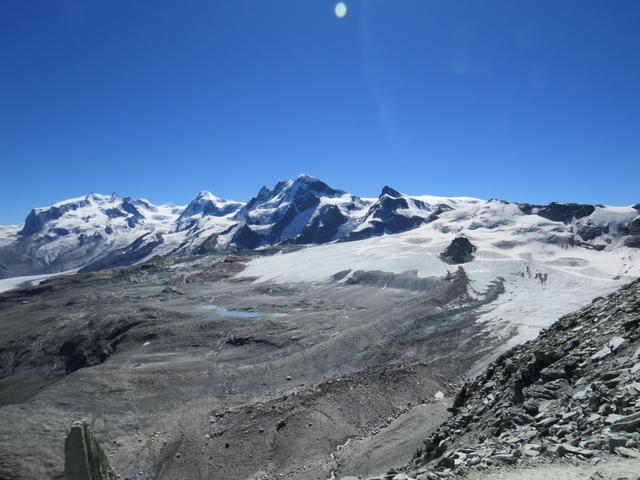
[{"x1": 1, "y1": 0, "x2": 639, "y2": 223}]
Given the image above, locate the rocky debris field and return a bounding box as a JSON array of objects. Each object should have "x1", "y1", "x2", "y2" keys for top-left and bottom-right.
[{"x1": 363, "y1": 278, "x2": 640, "y2": 480}]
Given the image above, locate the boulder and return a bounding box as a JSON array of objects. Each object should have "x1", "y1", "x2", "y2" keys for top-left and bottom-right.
[
  {"x1": 624, "y1": 235, "x2": 640, "y2": 248},
  {"x1": 611, "y1": 412, "x2": 640, "y2": 432},
  {"x1": 440, "y1": 237, "x2": 477, "y2": 265},
  {"x1": 615, "y1": 446, "x2": 640, "y2": 459}
]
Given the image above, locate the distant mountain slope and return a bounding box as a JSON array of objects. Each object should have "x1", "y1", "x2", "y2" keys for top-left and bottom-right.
[
  {"x1": 345, "y1": 186, "x2": 454, "y2": 241},
  {"x1": 0, "y1": 225, "x2": 20, "y2": 248},
  {"x1": 0, "y1": 194, "x2": 183, "y2": 277},
  {"x1": 0, "y1": 175, "x2": 638, "y2": 278}
]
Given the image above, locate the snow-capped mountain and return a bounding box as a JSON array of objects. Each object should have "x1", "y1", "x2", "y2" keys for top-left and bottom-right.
[
  {"x1": 0, "y1": 175, "x2": 638, "y2": 279},
  {"x1": 175, "y1": 191, "x2": 243, "y2": 232},
  {"x1": 346, "y1": 186, "x2": 453, "y2": 241},
  {"x1": 228, "y1": 174, "x2": 370, "y2": 248},
  {"x1": 0, "y1": 193, "x2": 183, "y2": 277}
]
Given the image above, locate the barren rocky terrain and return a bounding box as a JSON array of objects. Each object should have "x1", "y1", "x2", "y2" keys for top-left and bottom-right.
[{"x1": 0, "y1": 252, "x2": 505, "y2": 480}]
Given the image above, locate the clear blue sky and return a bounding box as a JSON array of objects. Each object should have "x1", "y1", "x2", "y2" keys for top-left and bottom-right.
[{"x1": 1, "y1": 0, "x2": 639, "y2": 224}]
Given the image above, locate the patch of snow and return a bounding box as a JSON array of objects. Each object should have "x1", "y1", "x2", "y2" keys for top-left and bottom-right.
[
  {"x1": 0, "y1": 225, "x2": 20, "y2": 247},
  {"x1": 0, "y1": 270, "x2": 76, "y2": 294}
]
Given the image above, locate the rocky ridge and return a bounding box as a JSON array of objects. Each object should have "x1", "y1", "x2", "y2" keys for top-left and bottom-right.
[
  {"x1": 420, "y1": 279, "x2": 640, "y2": 479},
  {"x1": 339, "y1": 279, "x2": 640, "y2": 480},
  {"x1": 65, "y1": 420, "x2": 117, "y2": 480}
]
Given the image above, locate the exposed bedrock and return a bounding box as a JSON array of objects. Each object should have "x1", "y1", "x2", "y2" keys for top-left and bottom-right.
[
  {"x1": 519, "y1": 202, "x2": 595, "y2": 223},
  {"x1": 439, "y1": 237, "x2": 477, "y2": 265},
  {"x1": 624, "y1": 235, "x2": 640, "y2": 248},
  {"x1": 65, "y1": 420, "x2": 117, "y2": 480}
]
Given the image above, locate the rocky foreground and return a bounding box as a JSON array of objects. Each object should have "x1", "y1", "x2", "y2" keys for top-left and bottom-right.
[{"x1": 342, "y1": 278, "x2": 640, "y2": 480}]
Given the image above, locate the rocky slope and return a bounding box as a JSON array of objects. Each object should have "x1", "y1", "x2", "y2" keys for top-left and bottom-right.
[
  {"x1": 357, "y1": 278, "x2": 640, "y2": 480},
  {"x1": 1, "y1": 175, "x2": 638, "y2": 278}
]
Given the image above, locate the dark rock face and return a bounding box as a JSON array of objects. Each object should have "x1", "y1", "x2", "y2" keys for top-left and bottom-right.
[
  {"x1": 519, "y1": 202, "x2": 595, "y2": 223},
  {"x1": 577, "y1": 224, "x2": 609, "y2": 241},
  {"x1": 65, "y1": 420, "x2": 117, "y2": 480},
  {"x1": 57, "y1": 319, "x2": 142, "y2": 373},
  {"x1": 194, "y1": 233, "x2": 220, "y2": 254},
  {"x1": 120, "y1": 199, "x2": 142, "y2": 219},
  {"x1": 52, "y1": 227, "x2": 71, "y2": 236},
  {"x1": 537, "y1": 202, "x2": 595, "y2": 223},
  {"x1": 20, "y1": 210, "x2": 46, "y2": 236},
  {"x1": 292, "y1": 204, "x2": 348, "y2": 245},
  {"x1": 233, "y1": 224, "x2": 264, "y2": 250},
  {"x1": 623, "y1": 217, "x2": 640, "y2": 235},
  {"x1": 104, "y1": 208, "x2": 127, "y2": 219},
  {"x1": 407, "y1": 278, "x2": 640, "y2": 477},
  {"x1": 380, "y1": 185, "x2": 403, "y2": 198},
  {"x1": 624, "y1": 235, "x2": 640, "y2": 248},
  {"x1": 439, "y1": 237, "x2": 477, "y2": 264},
  {"x1": 20, "y1": 202, "x2": 85, "y2": 236},
  {"x1": 79, "y1": 233, "x2": 164, "y2": 273}
]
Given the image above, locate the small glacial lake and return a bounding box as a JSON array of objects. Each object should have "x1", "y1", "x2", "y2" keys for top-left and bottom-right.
[{"x1": 200, "y1": 304, "x2": 266, "y2": 319}]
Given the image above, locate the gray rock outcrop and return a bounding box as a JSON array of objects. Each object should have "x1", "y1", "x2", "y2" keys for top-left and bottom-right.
[
  {"x1": 439, "y1": 237, "x2": 477, "y2": 265},
  {"x1": 64, "y1": 420, "x2": 117, "y2": 480}
]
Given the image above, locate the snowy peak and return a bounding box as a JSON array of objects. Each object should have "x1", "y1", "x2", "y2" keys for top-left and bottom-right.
[
  {"x1": 230, "y1": 175, "x2": 369, "y2": 249},
  {"x1": 237, "y1": 175, "x2": 347, "y2": 222},
  {"x1": 379, "y1": 185, "x2": 403, "y2": 198},
  {"x1": 176, "y1": 191, "x2": 243, "y2": 231},
  {"x1": 347, "y1": 186, "x2": 445, "y2": 241}
]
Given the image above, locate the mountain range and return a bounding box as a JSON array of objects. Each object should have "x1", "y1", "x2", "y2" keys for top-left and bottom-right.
[
  {"x1": 0, "y1": 174, "x2": 639, "y2": 278},
  {"x1": 1, "y1": 175, "x2": 639, "y2": 480}
]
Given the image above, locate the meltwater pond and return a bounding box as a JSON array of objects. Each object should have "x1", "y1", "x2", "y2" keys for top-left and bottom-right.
[{"x1": 200, "y1": 304, "x2": 268, "y2": 319}]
